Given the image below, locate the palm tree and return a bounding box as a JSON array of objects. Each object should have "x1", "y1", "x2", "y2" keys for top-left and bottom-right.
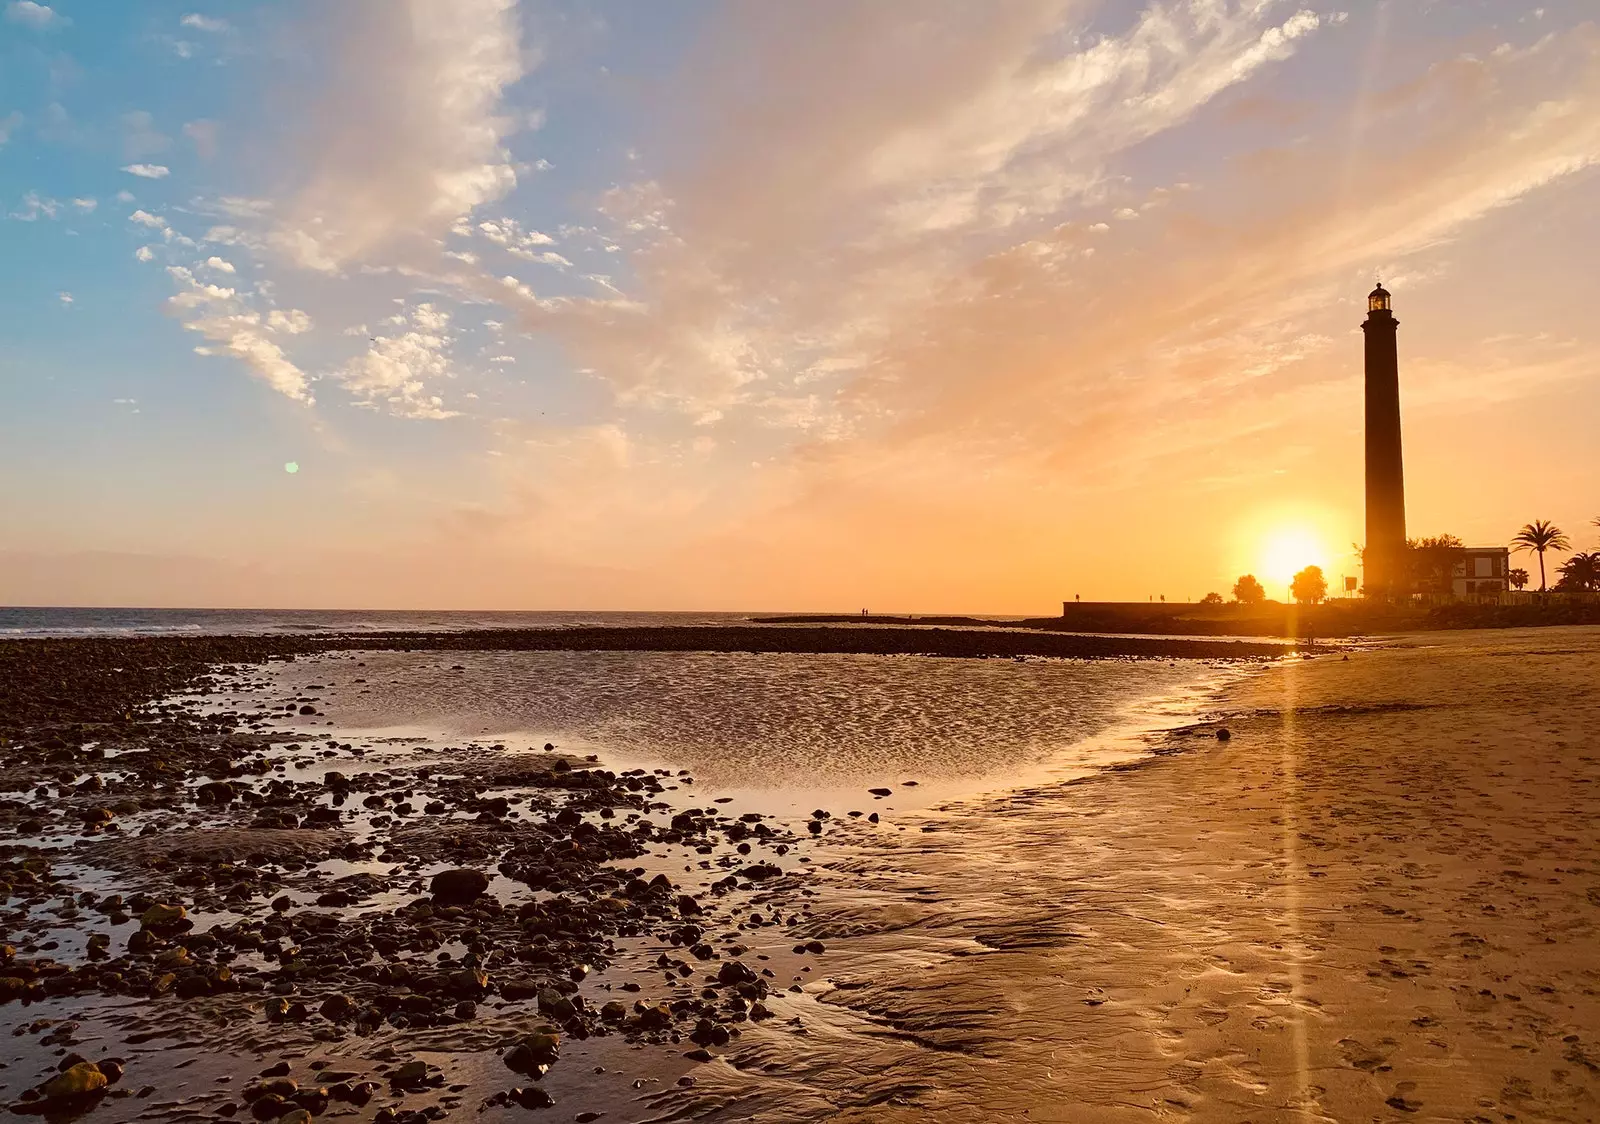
[
  {"x1": 1508, "y1": 568, "x2": 1530, "y2": 591},
  {"x1": 1510, "y1": 520, "x2": 1571, "y2": 592},
  {"x1": 1557, "y1": 552, "x2": 1600, "y2": 592}
]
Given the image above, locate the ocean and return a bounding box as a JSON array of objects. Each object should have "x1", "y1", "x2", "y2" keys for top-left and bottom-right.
[
  {"x1": 0, "y1": 606, "x2": 766, "y2": 637},
  {"x1": 0, "y1": 606, "x2": 1076, "y2": 638}
]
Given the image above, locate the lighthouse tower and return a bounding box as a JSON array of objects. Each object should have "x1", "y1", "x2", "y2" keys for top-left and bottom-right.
[{"x1": 1362, "y1": 283, "x2": 1406, "y2": 599}]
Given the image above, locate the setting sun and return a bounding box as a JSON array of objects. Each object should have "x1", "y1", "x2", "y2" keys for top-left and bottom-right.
[{"x1": 1259, "y1": 526, "x2": 1333, "y2": 591}]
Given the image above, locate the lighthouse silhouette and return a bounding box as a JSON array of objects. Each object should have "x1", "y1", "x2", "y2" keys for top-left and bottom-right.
[{"x1": 1362, "y1": 282, "x2": 1406, "y2": 600}]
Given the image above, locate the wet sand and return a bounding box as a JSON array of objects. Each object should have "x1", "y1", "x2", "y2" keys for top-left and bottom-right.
[{"x1": 680, "y1": 626, "x2": 1600, "y2": 1121}]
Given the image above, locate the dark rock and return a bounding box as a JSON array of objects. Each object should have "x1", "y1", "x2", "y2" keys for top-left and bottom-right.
[{"x1": 429, "y1": 868, "x2": 490, "y2": 904}]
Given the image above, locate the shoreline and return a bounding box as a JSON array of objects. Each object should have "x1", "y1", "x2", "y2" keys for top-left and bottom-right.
[{"x1": 681, "y1": 624, "x2": 1600, "y2": 1121}]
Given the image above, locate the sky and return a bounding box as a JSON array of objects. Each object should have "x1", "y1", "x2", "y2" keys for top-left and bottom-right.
[{"x1": 2, "y1": 0, "x2": 1598, "y2": 612}]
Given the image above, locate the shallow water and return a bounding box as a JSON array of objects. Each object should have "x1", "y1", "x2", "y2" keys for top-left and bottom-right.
[
  {"x1": 235, "y1": 648, "x2": 1265, "y2": 1121},
  {"x1": 267, "y1": 649, "x2": 1247, "y2": 814}
]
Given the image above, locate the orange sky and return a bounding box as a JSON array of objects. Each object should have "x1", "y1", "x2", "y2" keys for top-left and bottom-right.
[{"x1": 2, "y1": 2, "x2": 1598, "y2": 610}]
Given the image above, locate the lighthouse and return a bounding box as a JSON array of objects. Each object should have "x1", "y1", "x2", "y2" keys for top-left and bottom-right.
[{"x1": 1362, "y1": 283, "x2": 1406, "y2": 599}]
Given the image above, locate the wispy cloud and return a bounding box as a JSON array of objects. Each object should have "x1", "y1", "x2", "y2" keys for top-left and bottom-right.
[
  {"x1": 163, "y1": 265, "x2": 313, "y2": 402},
  {"x1": 180, "y1": 13, "x2": 228, "y2": 33},
  {"x1": 273, "y1": 0, "x2": 527, "y2": 273},
  {"x1": 5, "y1": 1, "x2": 65, "y2": 30},
  {"x1": 122, "y1": 163, "x2": 171, "y2": 179}
]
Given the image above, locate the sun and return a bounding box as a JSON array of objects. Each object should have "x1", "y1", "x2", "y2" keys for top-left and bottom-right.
[{"x1": 1259, "y1": 526, "x2": 1332, "y2": 591}]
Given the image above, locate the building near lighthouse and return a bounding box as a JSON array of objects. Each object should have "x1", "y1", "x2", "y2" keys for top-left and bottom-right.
[{"x1": 1362, "y1": 283, "x2": 1407, "y2": 600}]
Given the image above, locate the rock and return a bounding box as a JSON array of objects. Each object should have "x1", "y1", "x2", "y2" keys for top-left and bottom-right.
[
  {"x1": 249, "y1": 1095, "x2": 287, "y2": 1121},
  {"x1": 279, "y1": 1111, "x2": 314, "y2": 1124},
  {"x1": 868, "y1": 788, "x2": 892, "y2": 797},
  {"x1": 738, "y1": 863, "x2": 781, "y2": 881},
  {"x1": 140, "y1": 903, "x2": 187, "y2": 930},
  {"x1": 1216, "y1": 728, "x2": 1232, "y2": 741},
  {"x1": 599, "y1": 1000, "x2": 626, "y2": 1023},
  {"x1": 94, "y1": 1060, "x2": 124, "y2": 1085},
  {"x1": 320, "y1": 993, "x2": 356, "y2": 1021},
  {"x1": 391, "y1": 1060, "x2": 429, "y2": 1086},
  {"x1": 504, "y1": 1031, "x2": 560, "y2": 1074},
  {"x1": 429, "y1": 868, "x2": 490, "y2": 904},
  {"x1": 510, "y1": 1086, "x2": 554, "y2": 1109},
  {"x1": 536, "y1": 988, "x2": 576, "y2": 1021},
  {"x1": 717, "y1": 961, "x2": 758, "y2": 986},
  {"x1": 41, "y1": 1063, "x2": 108, "y2": 1100}
]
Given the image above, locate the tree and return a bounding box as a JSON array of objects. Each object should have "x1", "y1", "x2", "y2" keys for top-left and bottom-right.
[
  {"x1": 1199, "y1": 592, "x2": 1224, "y2": 605},
  {"x1": 1508, "y1": 568, "x2": 1530, "y2": 591},
  {"x1": 1406, "y1": 534, "x2": 1464, "y2": 595},
  {"x1": 1556, "y1": 552, "x2": 1600, "y2": 592},
  {"x1": 1291, "y1": 565, "x2": 1328, "y2": 605},
  {"x1": 1510, "y1": 520, "x2": 1571, "y2": 592},
  {"x1": 1232, "y1": 574, "x2": 1265, "y2": 605}
]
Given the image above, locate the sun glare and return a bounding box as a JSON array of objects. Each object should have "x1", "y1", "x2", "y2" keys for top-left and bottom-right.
[{"x1": 1259, "y1": 526, "x2": 1332, "y2": 591}]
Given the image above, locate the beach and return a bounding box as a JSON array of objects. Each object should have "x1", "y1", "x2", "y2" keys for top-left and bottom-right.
[
  {"x1": 0, "y1": 623, "x2": 1596, "y2": 1121},
  {"x1": 683, "y1": 626, "x2": 1600, "y2": 1122}
]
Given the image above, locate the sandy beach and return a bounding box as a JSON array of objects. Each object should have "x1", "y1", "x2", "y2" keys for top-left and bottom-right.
[{"x1": 684, "y1": 626, "x2": 1600, "y2": 1122}]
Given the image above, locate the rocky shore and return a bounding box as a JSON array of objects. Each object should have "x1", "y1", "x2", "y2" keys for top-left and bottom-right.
[{"x1": 0, "y1": 633, "x2": 872, "y2": 1121}]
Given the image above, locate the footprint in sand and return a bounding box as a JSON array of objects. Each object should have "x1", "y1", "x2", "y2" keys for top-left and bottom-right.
[{"x1": 1337, "y1": 1037, "x2": 1389, "y2": 1072}]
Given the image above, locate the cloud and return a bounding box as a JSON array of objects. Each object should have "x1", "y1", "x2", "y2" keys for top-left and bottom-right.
[
  {"x1": 273, "y1": 0, "x2": 526, "y2": 273},
  {"x1": 203, "y1": 255, "x2": 236, "y2": 273},
  {"x1": 0, "y1": 111, "x2": 21, "y2": 147},
  {"x1": 518, "y1": 0, "x2": 1336, "y2": 416},
  {"x1": 4, "y1": 1, "x2": 64, "y2": 30},
  {"x1": 337, "y1": 303, "x2": 460, "y2": 418},
  {"x1": 180, "y1": 13, "x2": 228, "y2": 32},
  {"x1": 57, "y1": 291, "x2": 72, "y2": 304},
  {"x1": 9, "y1": 191, "x2": 60, "y2": 221},
  {"x1": 122, "y1": 164, "x2": 171, "y2": 179},
  {"x1": 127, "y1": 208, "x2": 197, "y2": 247},
  {"x1": 267, "y1": 308, "x2": 312, "y2": 334},
  {"x1": 71, "y1": 196, "x2": 95, "y2": 211},
  {"x1": 134, "y1": 245, "x2": 154, "y2": 262},
  {"x1": 164, "y1": 266, "x2": 312, "y2": 402}
]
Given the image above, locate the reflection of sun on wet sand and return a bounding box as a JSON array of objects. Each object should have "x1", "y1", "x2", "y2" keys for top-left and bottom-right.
[{"x1": 701, "y1": 627, "x2": 1600, "y2": 1122}]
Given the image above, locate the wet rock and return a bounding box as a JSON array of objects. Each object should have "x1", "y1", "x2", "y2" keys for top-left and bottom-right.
[
  {"x1": 390, "y1": 1060, "x2": 430, "y2": 1086},
  {"x1": 41, "y1": 1062, "x2": 108, "y2": 1100},
  {"x1": 319, "y1": 993, "x2": 356, "y2": 1021},
  {"x1": 504, "y1": 1031, "x2": 560, "y2": 1074},
  {"x1": 510, "y1": 1086, "x2": 554, "y2": 1109},
  {"x1": 536, "y1": 988, "x2": 576, "y2": 1021},
  {"x1": 716, "y1": 961, "x2": 758, "y2": 986},
  {"x1": 140, "y1": 903, "x2": 187, "y2": 930},
  {"x1": 429, "y1": 868, "x2": 490, "y2": 904}
]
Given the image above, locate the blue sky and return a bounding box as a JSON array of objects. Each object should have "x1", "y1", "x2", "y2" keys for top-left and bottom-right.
[{"x1": 2, "y1": 0, "x2": 1598, "y2": 609}]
